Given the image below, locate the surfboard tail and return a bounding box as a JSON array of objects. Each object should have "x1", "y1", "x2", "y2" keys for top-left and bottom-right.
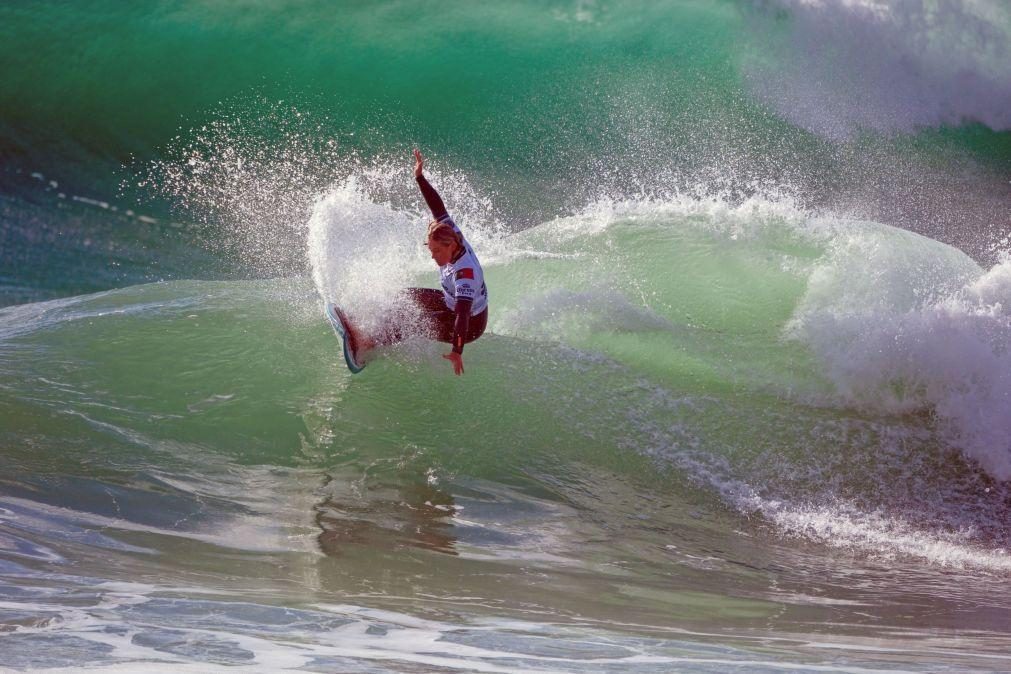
[{"x1": 325, "y1": 303, "x2": 366, "y2": 373}]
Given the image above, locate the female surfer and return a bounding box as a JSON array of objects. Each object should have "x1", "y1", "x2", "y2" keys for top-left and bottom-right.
[{"x1": 341, "y1": 150, "x2": 488, "y2": 375}]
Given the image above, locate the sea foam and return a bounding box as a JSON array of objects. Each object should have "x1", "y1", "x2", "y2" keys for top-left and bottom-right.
[
  {"x1": 743, "y1": 0, "x2": 1011, "y2": 139},
  {"x1": 787, "y1": 221, "x2": 1011, "y2": 480}
]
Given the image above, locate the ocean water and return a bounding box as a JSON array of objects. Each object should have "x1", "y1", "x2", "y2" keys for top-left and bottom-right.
[{"x1": 2, "y1": 1, "x2": 1011, "y2": 672}]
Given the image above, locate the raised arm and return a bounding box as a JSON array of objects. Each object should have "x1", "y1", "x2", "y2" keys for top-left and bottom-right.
[{"x1": 414, "y1": 149, "x2": 449, "y2": 221}]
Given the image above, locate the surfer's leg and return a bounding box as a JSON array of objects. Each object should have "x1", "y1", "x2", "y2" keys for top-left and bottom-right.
[
  {"x1": 430, "y1": 307, "x2": 487, "y2": 345},
  {"x1": 370, "y1": 288, "x2": 447, "y2": 347},
  {"x1": 466, "y1": 307, "x2": 487, "y2": 342},
  {"x1": 335, "y1": 308, "x2": 370, "y2": 355},
  {"x1": 403, "y1": 287, "x2": 447, "y2": 313}
]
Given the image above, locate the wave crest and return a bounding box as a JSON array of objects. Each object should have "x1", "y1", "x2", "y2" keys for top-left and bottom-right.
[{"x1": 744, "y1": 0, "x2": 1011, "y2": 139}]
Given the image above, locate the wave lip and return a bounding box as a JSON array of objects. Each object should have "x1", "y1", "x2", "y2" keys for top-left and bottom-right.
[
  {"x1": 788, "y1": 232, "x2": 1011, "y2": 480},
  {"x1": 744, "y1": 0, "x2": 1011, "y2": 139}
]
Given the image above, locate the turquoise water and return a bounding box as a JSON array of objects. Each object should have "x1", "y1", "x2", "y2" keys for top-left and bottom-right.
[{"x1": 2, "y1": 1, "x2": 1011, "y2": 671}]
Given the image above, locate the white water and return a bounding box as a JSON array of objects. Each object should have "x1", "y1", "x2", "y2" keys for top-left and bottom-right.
[{"x1": 744, "y1": 0, "x2": 1011, "y2": 139}]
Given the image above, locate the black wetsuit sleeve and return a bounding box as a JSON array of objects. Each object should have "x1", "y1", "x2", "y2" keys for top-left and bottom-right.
[
  {"x1": 416, "y1": 175, "x2": 449, "y2": 221},
  {"x1": 451, "y1": 299, "x2": 472, "y2": 354}
]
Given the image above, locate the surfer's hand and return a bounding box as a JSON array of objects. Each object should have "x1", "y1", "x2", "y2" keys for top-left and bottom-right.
[
  {"x1": 413, "y1": 148, "x2": 424, "y2": 177},
  {"x1": 443, "y1": 352, "x2": 464, "y2": 375}
]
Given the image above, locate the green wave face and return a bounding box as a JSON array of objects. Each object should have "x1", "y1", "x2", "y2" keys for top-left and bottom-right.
[
  {"x1": 1, "y1": 1, "x2": 743, "y2": 184},
  {"x1": 4, "y1": 182, "x2": 1011, "y2": 671},
  {"x1": 4, "y1": 0, "x2": 1007, "y2": 312},
  {"x1": 3, "y1": 0, "x2": 1007, "y2": 195},
  {"x1": 4, "y1": 197, "x2": 1004, "y2": 530},
  {"x1": 2, "y1": 2, "x2": 1011, "y2": 668}
]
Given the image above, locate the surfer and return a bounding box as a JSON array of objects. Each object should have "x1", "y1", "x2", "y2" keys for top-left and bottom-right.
[{"x1": 341, "y1": 150, "x2": 488, "y2": 375}]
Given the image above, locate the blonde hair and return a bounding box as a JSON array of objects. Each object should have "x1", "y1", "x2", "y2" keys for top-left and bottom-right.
[{"x1": 427, "y1": 220, "x2": 463, "y2": 249}]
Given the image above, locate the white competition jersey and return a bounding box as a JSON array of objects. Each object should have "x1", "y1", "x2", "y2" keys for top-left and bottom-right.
[{"x1": 437, "y1": 215, "x2": 488, "y2": 315}]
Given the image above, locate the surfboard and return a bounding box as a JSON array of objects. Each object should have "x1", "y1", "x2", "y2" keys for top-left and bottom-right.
[{"x1": 325, "y1": 303, "x2": 365, "y2": 373}]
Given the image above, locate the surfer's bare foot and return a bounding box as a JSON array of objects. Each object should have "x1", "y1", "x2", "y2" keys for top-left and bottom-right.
[
  {"x1": 348, "y1": 321, "x2": 375, "y2": 354},
  {"x1": 358, "y1": 335, "x2": 376, "y2": 353},
  {"x1": 336, "y1": 308, "x2": 372, "y2": 356}
]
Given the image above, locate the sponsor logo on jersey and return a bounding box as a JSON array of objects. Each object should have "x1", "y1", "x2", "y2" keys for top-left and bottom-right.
[{"x1": 455, "y1": 268, "x2": 474, "y2": 280}]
